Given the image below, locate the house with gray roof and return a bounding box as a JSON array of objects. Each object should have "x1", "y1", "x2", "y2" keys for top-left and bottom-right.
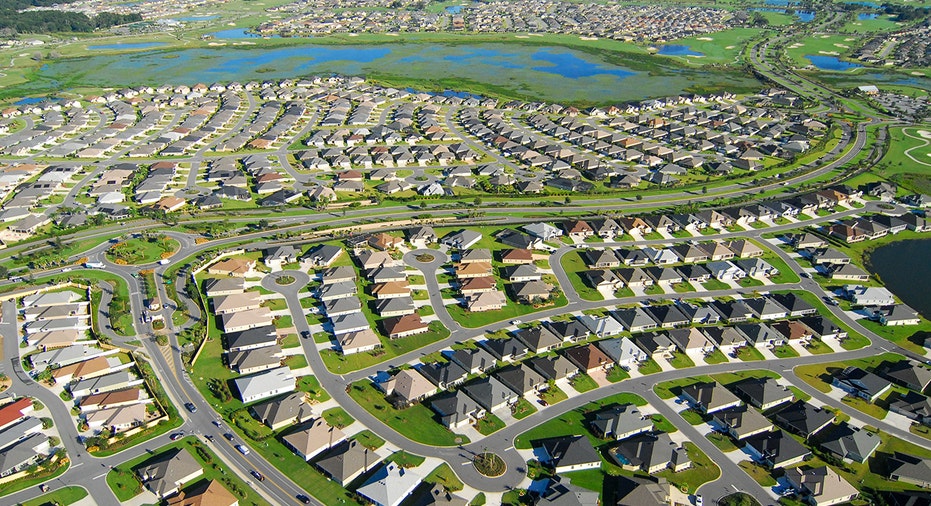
[
  {"x1": 430, "y1": 390, "x2": 485, "y2": 430},
  {"x1": 449, "y1": 347, "x2": 497, "y2": 375},
  {"x1": 881, "y1": 361, "x2": 931, "y2": 393},
  {"x1": 680, "y1": 382, "x2": 742, "y2": 414},
  {"x1": 249, "y1": 392, "x2": 314, "y2": 430},
  {"x1": 612, "y1": 307, "x2": 657, "y2": 333},
  {"x1": 888, "y1": 452, "x2": 931, "y2": 489},
  {"x1": 357, "y1": 463, "x2": 424, "y2": 506},
  {"x1": 462, "y1": 376, "x2": 518, "y2": 413},
  {"x1": 771, "y1": 401, "x2": 835, "y2": 439},
  {"x1": 136, "y1": 448, "x2": 203, "y2": 498},
  {"x1": 233, "y1": 366, "x2": 295, "y2": 404},
  {"x1": 818, "y1": 422, "x2": 880, "y2": 464},
  {"x1": 515, "y1": 325, "x2": 563, "y2": 354},
  {"x1": 711, "y1": 404, "x2": 774, "y2": 440},
  {"x1": 324, "y1": 297, "x2": 362, "y2": 317},
  {"x1": 0, "y1": 433, "x2": 49, "y2": 478},
  {"x1": 597, "y1": 337, "x2": 647, "y2": 369},
  {"x1": 832, "y1": 366, "x2": 893, "y2": 403},
  {"x1": 538, "y1": 435, "x2": 601, "y2": 473},
  {"x1": 527, "y1": 354, "x2": 579, "y2": 382},
  {"x1": 743, "y1": 430, "x2": 810, "y2": 469},
  {"x1": 481, "y1": 337, "x2": 529, "y2": 362},
  {"x1": 419, "y1": 361, "x2": 469, "y2": 390},
  {"x1": 733, "y1": 377, "x2": 794, "y2": 411},
  {"x1": 537, "y1": 479, "x2": 600, "y2": 506},
  {"x1": 315, "y1": 440, "x2": 376, "y2": 486},
  {"x1": 441, "y1": 230, "x2": 482, "y2": 249},
  {"x1": 227, "y1": 345, "x2": 283, "y2": 375},
  {"x1": 609, "y1": 432, "x2": 691, "y2": 474},
  {"x1": 590, "y1": 404, "x2": 652, "y2": 440},
  {"x1": 495, "y1": 364, "x2": 547, "y2": 396}
]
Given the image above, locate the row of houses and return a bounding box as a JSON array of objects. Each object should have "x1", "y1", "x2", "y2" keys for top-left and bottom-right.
[{"x1": 0, "y1": 397, "x2": 55, "y2": 479}]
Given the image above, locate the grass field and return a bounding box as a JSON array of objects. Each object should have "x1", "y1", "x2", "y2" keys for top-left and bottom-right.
[
  {"x1": 659, "y1": 28, "x2": 760, "y2": 64},
  {"x1": 785, "y1": 34, "x2": 858, "y2": 67},
  {"x1": 20, "y1": 486, "x2": 87, "y2": 506},
  {"x1": 560, "y1": 250, "x2": 604, "y2": 301},
  {"x1": 514, "y1": 392, "x2": 647, "y2": 449},
  {"x1": 348, "y1": 380, "x2": 468, "y2": 446}
]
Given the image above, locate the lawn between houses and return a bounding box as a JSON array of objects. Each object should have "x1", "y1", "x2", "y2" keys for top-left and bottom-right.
[{"x1": 106, "y1": 436, "x2": 269, "y2": 505}]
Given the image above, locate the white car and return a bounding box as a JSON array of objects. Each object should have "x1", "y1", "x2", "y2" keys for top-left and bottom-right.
[
  {"x1": 695, "y1": 495, "x2": 703, "y2": 506},
  {"x1": 236, "y1": 444, "x2": 250, "y2": 456}
]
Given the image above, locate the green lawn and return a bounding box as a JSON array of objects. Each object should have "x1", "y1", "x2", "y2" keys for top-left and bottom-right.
[
  {"x1": 736, "y1": 346, "x2": 765, "y2": 361},
  {"x1": 348, "y1": 380, "x2": 468, "y2": 446},
  {"x1": 424, "y1": 463, "x2": 464, "y2": 492},
  {"x1": 795, "y1": 352, "x2": 906, "y2": 395},
  {"x1": 569, "y1": 374, "x2": 599, "y2": 393},
  {"x1": 475, "y1": 413, "x2": 507, "y2": 435},
  {"x1": 20, "y1": 486, "x2": 87, "y2": 506},
  {"x1": 105, "y1": 235, "x2": 179, "y2": 265},
  {"x1": 701, "y1": 279, "x2": 730, "y2": 291},
  {"x1": 655, "y1": 442, "x2": 720, "y2": 494},
  {"x1": 739, "y1": 460, "x2": 777, "y2": 487},
  {"x1": 668, "y1": 351, "x2": 695, "y2": 369},
  {"x1": 772, "y1": 344, "x2": 800, "y2": 358},
  {"x1": 679, "y1": 409, "x2": 706, "y2": 425},
  {"x1": 638, "y1": 359, "x2": 662, "y2": 375},
  {"x1": 606, "y1": 366, "x2": 631, "y2": 383},
  {"x1": 703, "y1": 349, "x2": 729, "y2": 364},
  {"x1": 511, "y1": 397, "x2": 539, "y2": 420},
  {"x1": 351, "y1": 429, "x2": 386, "y2": 450},
  {"x1": 106, "y1": 437, "x2": 268, "y2": 505},
  {"x1": 446, "y1": 290, "x2": 568, "y2": 328},
  {"x1": 540, "y1": 385, "x2": 569, "y2": 405},
  {"x1": 707, "y1": 432, "x2": 739, "y2": 453},
  {"x1": 559, "y1": 250, "x2": 604, "y2": 301},
  {"x1": 385, "y1": 450, "x2": 426, "y2": 468},
  {"x1": 319, "y1": 322, "x2": 451, "y2": 373},
  {"x1": 651, "y1": 414, "x2": 679, "y2": 434},
  {"x1": 321, "y1": 407, "x2": 355, "y2": 429},
  {"x1": 514, "y1": 392, "x2": 647, "y2": 449}
]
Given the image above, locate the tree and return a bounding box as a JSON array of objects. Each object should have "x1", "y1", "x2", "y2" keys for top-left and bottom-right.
[
  {"x1": 473, "y1": 197, "x2": 482, "y2": 206},
  {"x1": 702, "y1": 186, "x2": 708, "y2": 194}
]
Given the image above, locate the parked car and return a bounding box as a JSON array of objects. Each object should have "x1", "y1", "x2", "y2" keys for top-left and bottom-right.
[{"x1": 236, "y1": 444, "x2": 250, "y2": 455}]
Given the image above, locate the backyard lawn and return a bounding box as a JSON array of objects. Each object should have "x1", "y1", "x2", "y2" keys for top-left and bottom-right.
[{"x1": 348, "y1": 380, "x2": 469, "y2": 446}]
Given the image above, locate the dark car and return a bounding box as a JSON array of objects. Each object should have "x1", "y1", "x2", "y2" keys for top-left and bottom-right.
[
  {"x1": 184, "y1": 402, "x2": 197, "y2": 413},
  {"x1": 250, "y1": 470, "x2": 264, "y2": 481},
  {"x1": 224, "y1": 433, "x2": 235, "y2": 441},
  {"x1": 169, "y1": 432, "x2": 184, "y2": 441},
  {"x1": 296, "y1": 495, "x2": 311, "y2": 504},
  {"x1": 212, "y1": 420, "x2": 222, "y2": 428},
  {"x1": 301, "y1": 330, "x2": 311, "y2": 339}
]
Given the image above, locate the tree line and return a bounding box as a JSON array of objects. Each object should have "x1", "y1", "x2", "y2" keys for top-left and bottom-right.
[{"x1": 0, "y1": 0, "x2": 141, "y2": 34}]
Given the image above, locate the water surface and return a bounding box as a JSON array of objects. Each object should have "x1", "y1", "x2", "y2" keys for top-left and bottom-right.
[
  {"x1": 805, "y1": 55, "x2": 862, "y2": 71},
  {"x1": 658, "y1": 45, "x2": 704, "y2": 57},
  {"x1": 867, "y1": 238, "x2": 931, "y2": 318},
  {"x1": 88, "y1": 42, "x2": 166, "y2": 50}
]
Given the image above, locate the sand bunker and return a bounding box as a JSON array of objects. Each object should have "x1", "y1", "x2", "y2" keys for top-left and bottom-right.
[
  {"x1": 697, "y1": 37, "x2": 713, "y2": 41},
  {"x1": 834, "y1": 44, "x2": 849, "y2": 48},
  {"x1": 818, "y1": 51, "x2": 840, "y2": 56},
  {"x1": 911, "y1": 71, "x2": 926, "y2": 76},
  {"x1": 515, "y1": 35, "x2": 529, "y2": 39},
  {"x1": 207, "y1": 42, "x2": 226, "y2": 46},
  {"x1": 385, "y1": 33, "x2": 398, "y2": 36},
  {"x1": 580, "y1": 36, "x2": 598, "y2": 40},
  {"x1": 820, "y1": 35, "x2": 830, "y2": 38},
  {"x1": 528, "y1": 33, "x2": 543, "y2": 37},
  {"x1": 917, "y1": 130, "x2": 931, "y2": 140},
  {"x1": 725, "y1": 45, "x2": 736, "y2": 49},
  {"x1": 845, "y1": 38, "x2": 856, "y2": 41}
]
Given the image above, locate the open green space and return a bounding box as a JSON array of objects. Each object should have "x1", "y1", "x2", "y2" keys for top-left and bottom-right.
[
  {"x1": 19, "y1": 486, "x2": 88, "y2": 506},
  {"x1": 560, "y1": 250, "x2": 604, "y2": 301},
  {"x1": 475, "y1": 413, "x2": 507, "y2": 435},
  {"x1": 105, "y1": 235, "x2": 179, "y2": 265},
  {"x1": 348, "y1": 380, "x2": 469, "y2": 446}
]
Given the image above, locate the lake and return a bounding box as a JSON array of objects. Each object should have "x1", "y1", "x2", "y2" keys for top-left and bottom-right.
[
  {"x1": 858, "y1": 13, "x2": 878, "y2": 20},
  {"x1": 88, "y1": 42, "x2": 166, "y2": 50},
  {"x1": 867, "y1": 238, "x2": 931, "y2": 318},
  {"x1": 750, "y1": 8, "x2": 814, "y2": 22},
  {"x1": 211, "y1": 28, "x2": 282, "y2": 39},
  {"x1": 805, "y1": 55, "x2": 862, "y2": 71},
  {"x1": 37, "y1": 43, "x2": 762, "y2": 104},
  {"x1": 658, "y1": 45, "x2": 704, "y2": 57}
]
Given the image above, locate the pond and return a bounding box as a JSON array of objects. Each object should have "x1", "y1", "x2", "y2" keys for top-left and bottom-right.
[
  {"x1": 210, "y1": 28, "x2": 282, "y2": 39},
  {"x1": 88, "y1": 42, "x2": 166, "y2": 50},
  {"x1": 658, "y1": 45, "x2": 704, "y2": 57},
  {"x1": 36, "y1": 42, "x2": 761, "y2": 103},
  {"x1": 750, "y1": 8, "x2": 814, "y2": 22},
  {"x1": 858, "y1": 13, "x2": 878, "y2": 20},
  {"x1": 805, "y1": 55, "x2": 863, "y2": 71},
  {"x1": 177, "y1": 15, "x2": 219, "y2": 22},
  {"x1": 867, "y1": 238, "x2": 931, "y2": 319}
]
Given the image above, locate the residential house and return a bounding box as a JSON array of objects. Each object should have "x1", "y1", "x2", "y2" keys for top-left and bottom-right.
[
  {"x1": 733, "y1": 377, "x2": 794, "y2": 411},
  {"x1": 249, "y1": 392, "x2": 314, "y2": 430},
  {"x1": 786, "y1": 466, "x2": 858, "y2": 506},
  {"x1": 634, "y1": 332, "x2": 677, "y2": 359},
  {"x1": 232, "y1": 366, "x2": 295, "y2": 404},
  {"x1": 743, "y1": 430, "x2": 811, "y2": 469},
  {"x1": 356, "y1": 463, "x2": 423, "y2": 506},
  {"x1": 590, "y1": 404, "x2": 653, "y2": 440},
  {"x1": 562, "y1": 343, "x2": 613, "y2": 374},
  {"x1": 832, "y1": 366, "x2": 893, "y2": 403},
  {"x1": 204, "y1": 277, "x2": 245, "y2": 297},
  {"x1": 462, "y1": 376, "x2": 518, "y2": 413},
  {"x1": 702, "y1": 326, "x2": 748, "y2": 355},
  {"x1": 712, "y1": 404, "x2": 774, "y2": 440},
  {"x1": 818, "y1": 422, "x2": 880, "y2": 464},
  {"x1": 612, "y1": 307, "x2": 658, "y2": 333},
  {"x1": 282, "y1": 418, "x2": 347, "y2": 462},
  {"x1": 527, "y1": 355, "x2": 580, "y2": 382},
  {"x1": 315, "y1": 440, "x2": 376, "y2": 486},
  {"x1": 510, "y1": 280, "x2": 554, "y2": 304},
  {"x1": 407, "y1": 226, "x2": 438, "y2": 248},
  {"x1": 338, "y1": 329, "x2": 382, "y2": 356},
  {"x1": 226, "y1": 326, "x2": 278, "y2": 352},
  {"x1": 136, "y1": 449, "x2": 204, "y2": 498},
  {"x1": 706, "y1": 261, "x2": 745, "y2": 281},
  {"x1": 880, "y1": 361, "x2": 931, "y2": 393},
  {"x1": 441, "y1": 230, "x2": 482, "y2": 249},
  {"x1": 772, "y1": 401, "x2": 835, "y2": 440},
  {"x1": 598, "y1": 337, "x2": 647, "y2": 369},
  {"x1": 449, "y1": 347, "x2": 497, "y2": 376},
  {"x1": 481, "y1": 337, "x2": 529, "y2": 362},
  {"x1": 206, "y1": 258, "x2": 256, "y2": 277},
  {"x1": 538, "y1": 436, "x2": 601, "y2": 473},
  {"x1": 419, "y1": 361, "x2": 469, "y2": 390},
  {"x1": 644, "y1": 305, "x2": 689, "y2": 329},
  {"x1": 515, "y1": 326, "x2": 563, "y2": 354},
  {"x1": 887, "y1": 452, "x2": 931, "y2": 489},
  {"x1": 495, "y1": 364, "x2": 548, "y2": 396},
  {"x1": 667, "y1": 327, "x2": 715, "y2": 355},
  {"x1": 165, "y1": 480, "x2": 238, "y2": 506},
  {"x1": 430, "y1": 391, "x2": 485, "y2": 430},
  {"x1": 609, "y1": 432, "x2": 691, "y2": 474},
  {"x1": 381, "y1": 369, "x2": 436, "y2": 407},
  {"x1": 581, "y1": 249, "x2": 620, "y2": 269},
  {"x1": 381, "y1": 314, "x2": 429, "y2": 339},
  {"x1": 680, "y1": 382, "x2": 743, "y2": 414},
  {"x1": 771, "y1": 293, "x2": 818, "y2": 317}
]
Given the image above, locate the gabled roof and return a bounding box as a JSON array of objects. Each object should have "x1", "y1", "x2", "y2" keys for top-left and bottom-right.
[
  {"x1": 357, "y1": 463, "x2": 423, "y2": 506},
  {"x1": 818, "y1": 422, "x2": 880, "y2": 463},
  {"x1": 882, "y1": 361, "x2": 931, "y2": 393},
  {"x1": 539, "y1": 435, "x2": 601, "y2": 468},
  {"x1": 590, "y1": 404, "x2": 651, "y2": 438},
  {"x1": 732, "y1": 377, "x2": 793, "y2": 410},
  {"x1": 136, "y1": 448, "x2": 202, "y2": 498},
  {"x1": 495, "y1": 364, "x2": 546, "y2": 395},
  {"x1": 681, "y1": 382, "x2": 741, "y2": 412},
  {"x1": 743, "y1": 430, "x2": 810, "y2": 466},
  {"x1": 461, "y1": 376, "x2": 515, "y2": 411},
  {"x1": 888, "y1": 452, "x2": 931, "y2": 486},
  {"x1": 611, "y1": 432, "x2": 689, "y2": 471},
  {"x1": 282, "y1": 418, "x2": 347, "y2": 459},
  {"x1": 527, "y1": 354, "x2": 579, "y2": 381},
  {"x1": 772, "y1": 400, "x2": 835, "y2": 437}
]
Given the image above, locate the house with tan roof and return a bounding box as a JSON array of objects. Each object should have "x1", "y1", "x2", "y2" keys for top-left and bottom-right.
[
  {"x1": 456, "y1": 262, "x2": 493, "y2": 279},
  {"x1": 787, "y1": 466, "x2": 858, "y2": 506},
  {"x1": 211, "y1": 291, "x2": 262, "y2": 315},
  {"x1": 338, "y1": 329, "x2": 382, "y2": 355},
  {"x1": 136, "y1": 449, "x2": 204, "y2": 499},
  {"x1": 51, "y1": 356, "x2": 117, "y2": 384},
  {"x1": 381, "y1": 369, "x2": 436, "y2": 407},
  {"x1": 153, "y1": 196, "x2": 186, "y2": 213},
  {"x1": 459, "y1": 276, "x2": 497, "y2": 295},
  {"x1": 370, "y1": 281, "x2": 411, "y2": 300},
  {"x1": 166, "y1": 480, "x2": 239, "y2": 506},
  {"x1": 283, "y1": 418, "x2": 347, "y2": 461},
  {"x1": 220, "y1": 306, "x2": 273, "y2": 333},
  {"x1": 466, "y1": 291, "x2": 506, "y2": 312},
  {"x1": 84, "y1": 403, "x2": 147, "y2": 434},
  {"x1": 206, "y1": 258, "x2": 257, "y2": 277},
  {"x1": 368, "y1": 232, "x2": 403, "y2": 251}
]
